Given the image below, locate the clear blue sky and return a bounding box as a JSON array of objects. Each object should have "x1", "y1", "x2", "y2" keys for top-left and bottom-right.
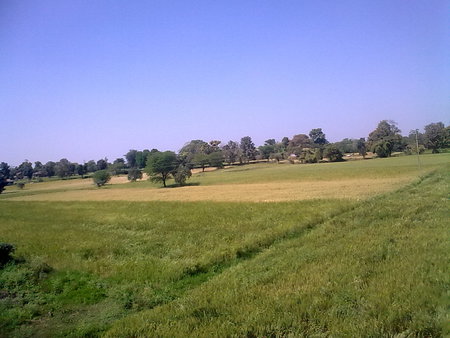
[{"x1": 1, "y1": 0, "x2": 449, "y2": 165}]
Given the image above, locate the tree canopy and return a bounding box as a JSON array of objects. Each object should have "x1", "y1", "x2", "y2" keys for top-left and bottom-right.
[{"x1": 145, "y1": 151, "x2": 178, "y2": 187}]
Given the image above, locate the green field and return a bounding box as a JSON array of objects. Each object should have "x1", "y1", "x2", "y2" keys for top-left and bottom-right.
[{"x1": 0, "y1": 154, "x2": 449, "y2": 337}]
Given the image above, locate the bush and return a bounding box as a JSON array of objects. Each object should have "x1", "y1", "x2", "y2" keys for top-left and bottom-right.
[
  {"x1": 324, "y1": 145, "x2": 344, "y2": 162},
  {"x1": 92, "y1": 170, "x2": 111, "y2": 187},
  {"x1": 127, "y1": 168, "x2": 142, "y2": 182},
  {"x1": 173, "y1": 165, "x2": 192, "y2": 186},
  {"x1": 0, "y1": 243, "x2": 15, "y2": 266},
  {"x1": 404, "y1": 144, "x2": 425, "y2": 155}
]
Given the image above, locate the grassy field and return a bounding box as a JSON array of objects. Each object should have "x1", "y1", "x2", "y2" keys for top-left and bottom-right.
[
  {"x1": 1, "y1": 153, "x2": 448, "y2": 202},
  {"x1": 0, "y1": 154, "x2": 448, "y2": 336}
]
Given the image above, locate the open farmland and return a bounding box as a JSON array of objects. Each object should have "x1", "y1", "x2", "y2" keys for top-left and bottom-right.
[
  {"x1": 0, "y1": 154, "x2": 449, "y2": 337},
  {"x1": 1, "y1": 153, "x2": 448, "y2": 202}
]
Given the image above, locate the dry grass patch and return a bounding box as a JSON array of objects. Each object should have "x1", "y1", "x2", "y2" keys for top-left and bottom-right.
[{"x1": 7, "y1": 177, "x2": 411, "y2": 202}]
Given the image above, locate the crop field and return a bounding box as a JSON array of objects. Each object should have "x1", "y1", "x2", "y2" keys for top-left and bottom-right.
[
  {"x1": 0, "y1": 154, "x2": 449, "y2": 337},
  {"x1": 1, "y1": 154, "x2": 448, "y2": 202}
]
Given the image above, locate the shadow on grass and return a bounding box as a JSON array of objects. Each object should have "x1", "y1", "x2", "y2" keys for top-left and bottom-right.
[{"x1": 163, "y1": 182, "x2": 201, "y2": 188}]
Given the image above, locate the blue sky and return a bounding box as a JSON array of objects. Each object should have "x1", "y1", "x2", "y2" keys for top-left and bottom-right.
[{"x1": 1, "y1": 0, "x2": 449, "y2": 165}]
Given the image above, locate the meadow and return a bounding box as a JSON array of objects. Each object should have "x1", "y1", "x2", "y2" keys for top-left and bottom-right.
[{"x1": 0, "y1": 154, "x2": 448, "y2": 337}]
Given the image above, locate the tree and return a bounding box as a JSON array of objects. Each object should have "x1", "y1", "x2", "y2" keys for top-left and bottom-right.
[
  {"x1": 18, "y1": 161, "x2": 33, "y2": 180},
  {"x1": 209, "y1": 140, "x2": 221, "y2": 153},
  {"x1": 0, "y1": 162, "x2": 9, "y2": 194},
  {"x1": 44, "y1": 161, "x2": 56, "y2": 177},
  {"x1": 323, "y1": 144, "x2": 343, "y2": 162},
  {"x1": 208, "y1": 151, "x2": 224, "y2": 168},
  {"x1": 145, "y1": 151, "x2": 178, "y2": 187},
  {"x1": 240, "y1": 136, "x2": 257, "y2": 162},
  {"x1": 424, "y1": 122, "x2": 448, "y2": 153},
  {"x1": 92, "y1": 170, "x2": 111, "y2": 187},
  {"x1": 76, "y1": 164, "x2": 86, "y2": 178},
  {"x1": 287, "y1": 134, "x2": 312, "y2": 155},
  {"x1": 0, "y1": 162, "x2": 10, "y2": 180},
  {"x1": 309, "y1": 128, "x2": 328, "y2": 146},
  {"x1": 222, "y1": 141, "x2": 241, "y2": 164},
  {"x1": 367, "y1": 120, "x2": 402, "y2": 157},
  {"x1": 173, "y1": 165, "x2": 192, "y2": 186},
  {"x1": 179, "y1": 140, "x2": 210, "y2": 164},
  {"x1": 85, "y1": 160, "x2": 97, "y2": 173},
  {"x1": 335, "y1": 138, "x2": 358, "y2": 153},
  {"x1": 135, "y1": 150, "x2": 150, "y2": 169},
  {"x1": 193, "y1": 153, "x2": 209, "y2": 172},
  {"x1": 96, "y1": 158, "x2": 108, "y2": 170},
  {"x1": 110, "y1": 158, "x2": 126, "y2": 175},
  {"x1": 125, "y1": 149, "x2": 138, "y2": 168},
  {"x1": 54, "y1": 159, "x2": 72, "y2": 178},
  {"x1": 357, "y1": 138, "x2": 367, "y2": 158},
  {"x1": 33, "y1": 161, "x2": 46, "y2": 178},
  {"x1": 127, "y1": 168, "x2": 143, "y2": 182}
]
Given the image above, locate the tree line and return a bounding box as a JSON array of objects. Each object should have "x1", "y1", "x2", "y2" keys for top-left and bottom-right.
[{"x1": 0, "y1": 120, "x2": 448, "y2": 191}]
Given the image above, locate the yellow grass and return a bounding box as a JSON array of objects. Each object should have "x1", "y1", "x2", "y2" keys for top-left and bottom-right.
[{"x1": 7, "y1": 177, "x2": 411, "y2": 202}]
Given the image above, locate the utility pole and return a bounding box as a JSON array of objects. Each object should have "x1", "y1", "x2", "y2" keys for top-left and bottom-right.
[{"x1": 415, "y1": 129, "x2": 422, "y2": 174}]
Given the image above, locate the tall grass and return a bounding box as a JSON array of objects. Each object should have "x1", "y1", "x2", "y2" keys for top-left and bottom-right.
[
  {"x1": 0, "y1": 155, "x2": 448, "y2": 336},
  {"x1": 106, "y1": 167, "x2": 449, "y2": 337}
]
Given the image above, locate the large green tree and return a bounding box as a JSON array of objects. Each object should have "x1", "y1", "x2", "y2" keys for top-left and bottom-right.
[
  {"x1": 240, "y1": 136, "x2": 256, "y2": 162},
  {"x1": 309, "y1": 128, "x2": 328, "y2": 146},
  {"x1": 287, "y1": 134, "x2": 312, "y2": 156},
  {"x1": 323, "y1": 144, "x2": 344, "y2": 162},
  {"x1": 424, "y1": 122, "x2": 448, "y2": 153},
  {"x1": 0, "y1": 162, "x2": 10, "y2": 194},
  {"x1": 92, "y1": 170, "x2": 111, "y2": 187},
  {"x1": 222, "y1": 141, "x2": 241, "y2": 164},
  {"x1": 18, "y1": 161, "x2": 33, "y2": 180},
  {"x1": 179, "y1": 140, "x2": 210, "y2": 164},
  {"x1": 145, "y1": 151, "x2": 178, "y2": 187},
  {"x1": 125, "y1": 149, "x2": 138, "y2": 168},
  {"x1": 367, "y1": 120, "x2": 402, "y2": 157}
]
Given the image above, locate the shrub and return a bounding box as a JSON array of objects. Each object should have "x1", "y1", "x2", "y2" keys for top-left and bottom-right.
[
  {"x1": 127, "y1": 168, "x2": 143, "y2": 182},
  {"x1": 173, "y1": 165, "x2": 192, "y2": 186},
  {"x1": 0, "y1": 243, "x2": 15, "y2": 266},
  {"x1": 324, "y1": 145, "x2": 344, "y2": 162},
  {"x1": 404, "y1": 144, "x2": 425, "y2": 155},
  {"x1": 92, "y1": 170, "x2": 111, "y2": 187}
]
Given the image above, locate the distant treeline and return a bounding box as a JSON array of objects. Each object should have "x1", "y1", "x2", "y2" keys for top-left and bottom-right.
[{"x1": 0, "y1": 120, "x2": 448, "y2": 187}]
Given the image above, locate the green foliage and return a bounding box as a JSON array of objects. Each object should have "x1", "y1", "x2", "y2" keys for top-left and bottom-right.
[
  {"x1": 173, "y1": 165, "x2": 192, "y2": 186},
  {"x1": 357, "y1": 138, "x2": 367, "y2": 157},
  {"x1": 309, "y1": 128, "x2": 328, "y2": 146},
  {"x1": 145, "y1": 151, "x2": 178, "y2": 187},
  {"x1": 287, "y1": 134, "x2": 312, "y2": 156},
  {"x1": 192, "y1": 153, "x2": 209, "y2": 171},
  {"x1": 0, "y1": 163, "x2": 8, "y2": 194},
  {"x1": 424, "y1": 122, "x2": 448, "y2": 153},
  {"x1": 372, "y1": 140, "x2": 392, "y2": 158},
  {"x1": 404, "y1": 144, "x2": 425, "y2": 155},
  {"x1": 106, "y1": 167, "x2": 449, "y2": 337},
  {"x1": 125, "y1": 149, "x2": 138, "y2": 168},
  {"x1": 0, "y1": 158, "x2": 448, "y2": 336},
  {"x1": 240, "y1": 136, "x2": 257, "y2": 162},
  {"x1": 0, "y1": 243, "x2": 15, "y2": 266},
  {"x1": 368, "y1": 120, "x2": 402, "y2": 157},
  {"x1": 323, "y1": 144, "x2": 343, "y2": 162},
  {"x1": 222, "y1": 141, "x2": 241, "y2": 164},
  {"x1": 269, "y1": 152, "x2": 283, "y2": 162},
  {"x1": 92, "y1": 170, "x2": 111, "y2": 187},
  {"x1": 127, "y1": 168, "x2": 142, "y2": 182},
  {"x1": 208, "y1": 151, "x2": 224, "y2": 168}
]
